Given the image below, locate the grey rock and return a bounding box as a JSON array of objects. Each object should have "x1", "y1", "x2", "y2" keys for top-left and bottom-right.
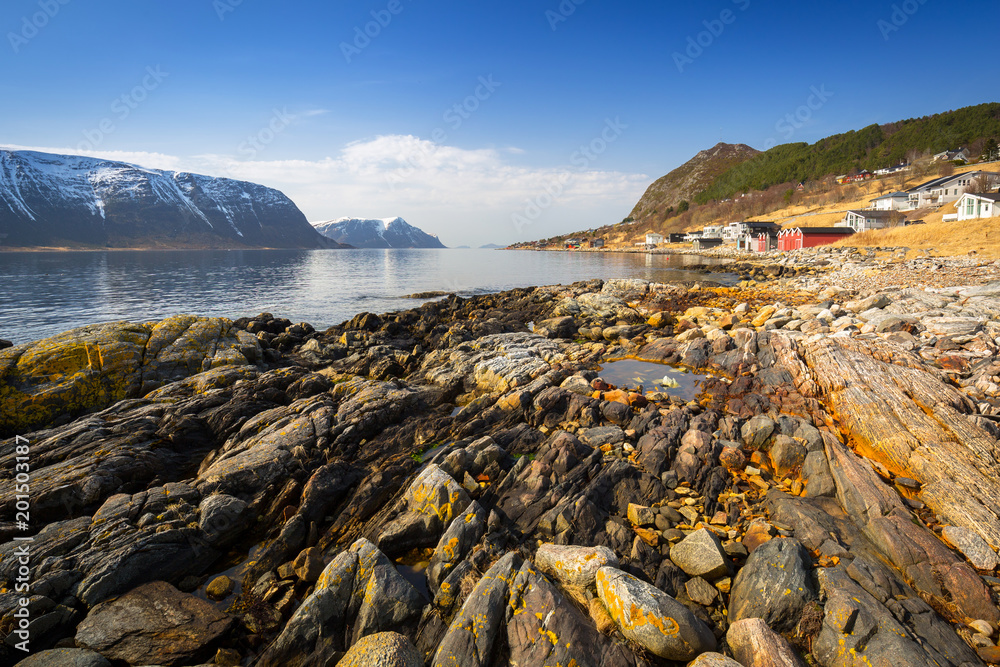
[
  {"x1": 14, "y1": 649, "x2": 112, "y2": 667},
  {"x1": 943, "y1": 526, "x2": 1000, "y2": 571},
  {"x1": 256, "y1": 551, "x2": 358, "y2": 666},
  {"x1": 814, "y1": 565, "x2": 981, "y2": 666},
  {"x1": 727, "y1": 618, "x2": 808, "y2": 667},
  {"x1": 338, "y1": 632, "x2": 423, "y2": 667},
  {"x1": 535, "y1": 543, "x2": 619, "y2": 588},
  {"x1": 506, "y1": 562, "x2": 641, "y2": 667},
  {"x1": 769, "y1": 436, "x2": 807, "y2": 477},
  {"x1": 741, "y1": 416, "x2": 775, "y2": 449},
  {"x1": 352, "y1": 563, "x2": 425, "y2": 644},
  {"x1": 802, "y1": 450, "x2": 836, "y2": 497},
  {"x1": 688, "y1": 654, "x2": 743, "y2": 666},
  {"x1": 596, "y1": 566, "x2": 716, "y2": 660},
  {"x1": 670, "y1": 528, "x2": 730, "y2": 580},
  {"x1": 432, "y1": 551, "x2": 521, "y2": 667},
  {"x1": 729, "y1": 537, "x2": 816, "y2": 633},
  {"x1": 685, "y1": 577, "x2": 719, "y2": 606},
  {"x1": 75, "y1": 581, "x2": 235, "y2": 666},
  {"x1": 845, "y1": 294, "x2": 891, "y2": 313},
  {"x1": 427, "y1": 501, "x2": 487, "y2": 593},
  {"x1": 198, "y1": 494, "x2": 249, "y2": 546},
  {"x1": 577, "y1": 425, "x2": 625, "y2": 448}
]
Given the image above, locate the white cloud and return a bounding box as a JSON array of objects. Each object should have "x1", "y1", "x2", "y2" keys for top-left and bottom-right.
[{"x1": 0, "y1": 137, "x2": 648, "y2": 247}]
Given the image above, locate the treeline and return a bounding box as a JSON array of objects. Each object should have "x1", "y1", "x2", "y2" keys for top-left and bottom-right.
[{"x1": 694, "y1": 102, "x2": 1000, "y2": 205}]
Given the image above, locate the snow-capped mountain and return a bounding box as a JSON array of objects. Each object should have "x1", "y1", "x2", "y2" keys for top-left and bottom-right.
[
  {"x1": 311, "y1": 217, "x2": 446, "y2": 249},
  {"x1": 0, "y1": 149, "x2": 343, "y2": 248}
]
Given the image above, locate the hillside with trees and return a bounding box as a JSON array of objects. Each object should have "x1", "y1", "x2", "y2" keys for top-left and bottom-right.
[
  {"x1": 695, "y1": 102, "x2": 1000, "y2": 204},
  {"x1": 629, "y1": 143, "x2": 760, "y2": 225}
]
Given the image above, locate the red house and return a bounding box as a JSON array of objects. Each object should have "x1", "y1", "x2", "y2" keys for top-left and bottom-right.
[{"x1": 776, "y1": 227, "x2": 854, "y2": 251}]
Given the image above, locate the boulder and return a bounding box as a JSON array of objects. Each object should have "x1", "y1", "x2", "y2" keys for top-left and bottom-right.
[
  {"x1": 942, "y1": 526, "x2": 999, "y2": 571},
  {"x1": 199, "y1": 494, "x2": 250, "y2": 546},
  {"x1": 293, "y1": 546, "x2": 325, "y2": 582},
  {"x1": 727, "y1": 618, "x2": 808, "y2": 667},
  {"x1": 741, "y1": 416, "x2": 775, "y2": 449},
  {"x1": 426, "y1": 501, "x2": 487, "y2": 593},
  {"x1": 689, "y1": 654, "x2": 742, "y2": 666},
  {"x1": 769, "y1": 436, "x2": 807, "y2": 478},
  {"x1": 627, "y1": 503, "x2": 655, "y2": 527},
  {"x1": 0, "y1": 316, "x2": 258, "y2": 436},
  {"x1": 432, "y1": 552, "x2": 521, "y2": 667},
  {"x1": 13, "y1": 649, "x2": 112, "y2": 667},
  {"x1": 670, "y1": 528, "x2": 730, "y2": 580},
  {"x1": 729, "y1": 538, "x2": 816, "y2": 633},
  {"x1": 377, "y1": 465, "x2": 471, "y2": 555},
  {"x1": 74, "y1": 581, "x2": 235, "y2": 666},
  {"x1": 506, "y1": 562, "x2": 641, "y2": 667},
  {"x1": 257, "y1": 551, "x2": 357, "y2": 666},
  {"x1": 338, "y1": 632, "x2": 423, "y2": 667},
  {"x1": 535, "y1": 543, "x2": 619, "y2": 588},
  {"x1": 352, "y1": 563, "x2": 425, "y2": 644},
  {"x1": 596, "y1": 566, "x2": 716, "y2": 660}
]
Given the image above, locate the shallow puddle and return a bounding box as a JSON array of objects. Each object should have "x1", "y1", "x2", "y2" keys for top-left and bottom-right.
[
  {"x1": 396, "y1": 548, "x2": 434, "y2": 602},
  {"x1": 597, "y1": 359, "x2": 714, "y2": 401}
]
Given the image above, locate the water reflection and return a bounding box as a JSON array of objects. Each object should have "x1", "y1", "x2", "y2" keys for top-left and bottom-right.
[{"x1": 0, "y1": 249, "x2": 732, "y2": 344}]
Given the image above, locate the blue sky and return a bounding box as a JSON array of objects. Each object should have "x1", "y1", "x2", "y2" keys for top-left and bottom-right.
[{"x1": 2, "y1": 0, "x2": 998, "y2": 246}]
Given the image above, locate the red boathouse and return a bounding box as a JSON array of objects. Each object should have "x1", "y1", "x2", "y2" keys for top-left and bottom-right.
[{"x1": 777, "y1": 227, "x2": 854, "y2": 251}]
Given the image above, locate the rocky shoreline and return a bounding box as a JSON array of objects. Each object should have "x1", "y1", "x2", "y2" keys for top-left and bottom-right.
[{"x1": 2, "y1": 252, "x2": 1000, "y2": 666}]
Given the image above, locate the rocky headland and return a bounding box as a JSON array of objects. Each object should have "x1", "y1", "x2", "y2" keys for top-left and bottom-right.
[{"x1": 2, "y1": 249, "x2": 1000, "y2": 666}]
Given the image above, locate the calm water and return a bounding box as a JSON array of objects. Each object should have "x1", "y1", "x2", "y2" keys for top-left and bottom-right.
[
  {"x1": 0, "y1": 249, "x2": 732, "y2": 344},
  {"x1": 597, "y1": 359, "x2": 713, "y2": 401}
]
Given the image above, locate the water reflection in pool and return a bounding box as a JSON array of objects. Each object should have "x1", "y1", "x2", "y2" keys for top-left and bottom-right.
[{"x1": 597, "y1": 359, "x2": 714, "y2": 401}]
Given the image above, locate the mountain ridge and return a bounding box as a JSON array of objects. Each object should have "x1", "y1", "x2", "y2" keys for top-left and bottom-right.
[
  {"x1": 0, "y1": 149, "x2": 342, "y2": 249},
  {"x1": 311, "y1": 216, "x2": 446, "y2": 249},
  {"x1": 629, "y1": 142, "x2": 761, "y2": 227}
]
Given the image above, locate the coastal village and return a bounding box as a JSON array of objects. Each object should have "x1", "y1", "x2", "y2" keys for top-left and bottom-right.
[{"x1": 542, "y1": 155, "x2": 1000, "y2": 259}]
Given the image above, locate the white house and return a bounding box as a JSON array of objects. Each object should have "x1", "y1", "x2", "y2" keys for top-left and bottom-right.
[
  {"x1": 907, "y1": 171, "x2": 1000, "y2": 209},
  {"x1": 837, "y1": 210, "x2": 900, "y2": 232},
  {"x1": 645, "y1": 232, "x2": 664, "y2": 245},
  {"x1": 955, "y1": 193, "x2": 1000, "y2": 221},
  {"x1": 701, "y1": 225, "x2": 724, "y2": 239},
  {"x1": 722, "y1": 223, "x2": 742, "y2": 243},
  {"x1": 933, "y1": 148, "x2": 970, "y2": 163},
  {"x1": 869, "y1": 192, "x2": 911, "y2": 211}
]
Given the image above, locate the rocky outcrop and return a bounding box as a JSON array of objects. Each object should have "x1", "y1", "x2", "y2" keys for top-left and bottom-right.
[
  {"x1": 0, "y1": 315, "x2": 261, "y2": 436},
  {"x1": 596, "y1": 566, "x2": 716, "y2": 660},
  {"x1": 4, "y1": 276, "x2": 1000, "y2": 667},
  {"x1": 74, "y1": 581, "x2": 235, "y2": 665}
]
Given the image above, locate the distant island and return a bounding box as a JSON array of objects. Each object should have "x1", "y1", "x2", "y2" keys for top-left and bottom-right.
[
  {"x1": 311, "y1": 217, "x2": 446, "y2": 249},
  {"x1": 0, "y1": 149, "x2": 343, "y2": 249}
]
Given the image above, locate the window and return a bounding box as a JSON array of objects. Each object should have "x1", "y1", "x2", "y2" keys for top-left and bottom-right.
[{"x1": 967, "y1": 199, "x2": 975, "y2": 216}]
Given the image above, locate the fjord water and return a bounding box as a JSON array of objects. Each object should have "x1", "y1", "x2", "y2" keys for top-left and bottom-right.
[{"x1": 0, "y1": 249, "x2": 732, "y2": 344}]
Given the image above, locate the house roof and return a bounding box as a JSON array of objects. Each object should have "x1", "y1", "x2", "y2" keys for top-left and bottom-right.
[
  {"x1": 871, "y1": 191, "x2": 909, "y2": 200},
  {"x1": 845, "y1": 209, "x2": 898, "y2": 219},
  {"x1": 908, "y1": 171, "x2": 989, "y2": 193},
  {"x1": 963, "y1": 193, "x2": 1000, "y2": 202},
  {"x1": 782, "y1": 227, "x2": 855, "y2": 235}
]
